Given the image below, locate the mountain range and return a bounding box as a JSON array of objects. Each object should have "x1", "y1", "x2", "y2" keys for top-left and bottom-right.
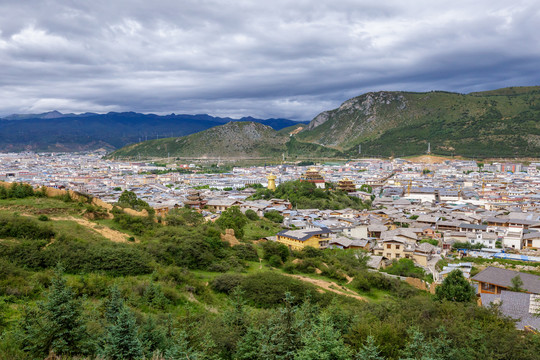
[
  {"x1": 4, "y1": 86, "x2": 540, "y2": 158},
  {"x1": 110, "y1": 86, "x2": 540, "y2": 160},
  {"x1": 0, "y1": 111, "x2": 307, "y2": 152}
]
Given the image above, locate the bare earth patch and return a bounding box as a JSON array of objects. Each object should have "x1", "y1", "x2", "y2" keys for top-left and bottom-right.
[
  {"x1": 51, "y1": 216, "x2": 132, "y2": 243},
  {"x1": 406, "y1": 155, "x2": 457, "y2": 164},
  {"x1": 283, "y1": 274, "x2": 366, "y2": 301}
]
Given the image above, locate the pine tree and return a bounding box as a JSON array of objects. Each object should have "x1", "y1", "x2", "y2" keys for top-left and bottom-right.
[
  {"x1": 509, "y1": 275, "x2": 525, "y2": 292},
  {"x1": 294, "y1": 312, "x2": 352, "y2": 360},
  {"x1": 140, "y1": 316, "x2": 167, "y2": 357},
  {"x1": 164, "y1": 330, "x2": 198, "y2": 360},
  {"x1": 20, "y1": 264, "x2": 87, "y2": 357},
  {"x1": 101, "y1": 306, "x2": 143, "y2": 360},
  {"x1": 224, "y1": 287, "x2": 247, "y2": 335},
  {"x1": 235, "y1": 326, "x2": 263, "y2": 360},
  {"x1": 400, "y1": 327, "x2": 439, "y2": 360},
  {"x1": 355, "y1": 335, "x2": 384, "y2": 360},
  {"x1": 104, "y1": 285, "x2": 124, "y2": 323}
]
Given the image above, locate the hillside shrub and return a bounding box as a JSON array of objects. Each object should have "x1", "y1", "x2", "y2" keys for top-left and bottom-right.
[
  {"x1": 261, "y1": 241, "x2": 289, "y2": 262},
  {"x1": 211, "y1": 274, "x2": 244, "y2": 294}
]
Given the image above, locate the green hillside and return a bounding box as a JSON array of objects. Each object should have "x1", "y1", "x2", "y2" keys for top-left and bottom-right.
[
  {"x1": 299, "y1": 86, "x2": 540, "y2": 158},
  {"x1": 1, "y1": 188, "x2": 539, "y2": 359},
  {"x1": 109, "y1": 121, "x2": 342, "y2": 159}
]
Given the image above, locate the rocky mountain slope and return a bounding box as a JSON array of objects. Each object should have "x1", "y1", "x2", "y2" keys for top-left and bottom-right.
[{"x1": 298, "y1": 86, "x2": 540, "y2": 157}]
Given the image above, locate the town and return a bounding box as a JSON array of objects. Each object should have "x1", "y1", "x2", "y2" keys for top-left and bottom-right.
[{"x1": 1, "y1": 151, "x2": 540, "y2": 332}]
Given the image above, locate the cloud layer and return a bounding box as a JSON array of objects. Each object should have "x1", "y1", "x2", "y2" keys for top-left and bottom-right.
[{"x1": 0, "y1": 0, "x2": 539, "y2": 119}]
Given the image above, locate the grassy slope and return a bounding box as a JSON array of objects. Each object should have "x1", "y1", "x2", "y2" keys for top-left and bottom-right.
[{"x1": 109, "y1": 121, "x2": 343, "y2": 160}]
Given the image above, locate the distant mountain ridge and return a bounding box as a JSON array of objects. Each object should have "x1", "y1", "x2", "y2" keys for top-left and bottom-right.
[{"x1": 0, "y1": 111, "x2": 307, "y2": 152}]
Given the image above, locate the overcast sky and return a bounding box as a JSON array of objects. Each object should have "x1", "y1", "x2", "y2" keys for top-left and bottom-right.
[{"x1": 0, "y1": 0, "x2": 539, "y2": 120}]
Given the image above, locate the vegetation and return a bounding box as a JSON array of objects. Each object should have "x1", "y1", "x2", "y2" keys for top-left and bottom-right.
[
  {"x1": 109, "y1": 121, "x2": 338, "y2": 160},
  {"x1": 0, "y1": 194, "x2": 539, "y2": 359},
  {"x1": 452, "y1": 241, "x2": 483, "y2": 250},
  {"x1": 298, "y1": 87, "x2": 540, "y2": 158},
  {"x1": 435, "y1": 270, "x2": 476, "y2": 302},
  {"x1": 382, "y1": 259, "x2": 426, "y2": 279},
  {"x1": 116, "y1": 190, "x2": 153, "y2": 213},
  {"x1": 249, "y1": 180, "x2": 370, "y2": 210},
  {"x1": 509, "y1": 275, "x2": 525, "y2": 292}
]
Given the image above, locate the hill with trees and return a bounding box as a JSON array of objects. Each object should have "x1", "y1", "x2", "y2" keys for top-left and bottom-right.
[
  {"x1": 108, "y1": 121, "x2": 342, "y2": 160},
  {"x1": 0, "y1": 188, "x2": 538, "y2": 359}
]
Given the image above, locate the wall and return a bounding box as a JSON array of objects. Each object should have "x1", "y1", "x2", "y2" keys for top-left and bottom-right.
[{"x1": 0, "y1": 181, "x2": 148, "y2": 217}]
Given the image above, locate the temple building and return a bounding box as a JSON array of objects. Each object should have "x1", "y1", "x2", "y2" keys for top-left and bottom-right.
[
  {"x1": 300, "y1": 168, "x2": 325, "y2": 189},
  {"x1": 267, "y1": 174, "x2": 277, "y2": 190},
  {"x1": 184, "y1": 190, "x2": 207, "y2": 209},
  {"x1": 337, "y1": 177, "x2": 356, "y2": 192}
]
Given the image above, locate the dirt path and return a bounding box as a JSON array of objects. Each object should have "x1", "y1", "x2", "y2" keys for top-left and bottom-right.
[
  {"x1": 51, "y1": 216, "x2": 132, "y2": 243},
  {"x1": 284, "y1": 274, "x2": 366, "y2": 301}
]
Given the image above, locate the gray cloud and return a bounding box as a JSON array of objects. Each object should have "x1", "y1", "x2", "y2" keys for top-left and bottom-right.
[{"x1": 0, "y1": 0, "x2": 539, "y2": 120}]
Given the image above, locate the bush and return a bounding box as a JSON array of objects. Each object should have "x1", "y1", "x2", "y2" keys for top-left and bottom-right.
[
  {"x1": 211, "y1": 274, "x2": 244, "y2": 294},
  {"x1": 0, "y1": 214, "x2": 55, "y2": 240},
  {"x1": 261, "y1": 241, "x2": 289, "y2": 262},
  {"x1": 37, "y1": 215, "x2": 49, "y2": 222},
  {"x1": 232, "y1": 244, "x2": 259, "y2": 261},
  {"x1": 0, "y1": 235, "x2": 153, "y2": 276},
  {"x1": 239, "y1": 272, "x2": 325, "y2": 308},
  {"x1": 245, "y1": 209, "x2": 259, "y2": 221},
  {"x1": 268, "y1": 255, "x2": 283, "y2": 268},
  {"x1": 216, "y1": 206, "x2": 248, "y2": 239},
  {"x1": 264, "y1": 210, "x2": 284, "y2": 223},
  {"x1": 383, "y1": 259, "x2": 425, "y2": 279}
]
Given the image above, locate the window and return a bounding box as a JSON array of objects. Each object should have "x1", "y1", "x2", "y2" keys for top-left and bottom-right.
[
  {"x1": 395, "y1": 245, "x2": 400, "y2": 249},
  {"x1": 396, "y1": 254, "x2": 401, "y2": 258},
  {"x1": 386, "y1": 244, "x2": 391, "y2": 249},
  {"x1": 481, "y1": 283, "x2": 496, "y2": 293},
  {"x1": 386, "y1": 253, "x2": 391, "y2": 258}
]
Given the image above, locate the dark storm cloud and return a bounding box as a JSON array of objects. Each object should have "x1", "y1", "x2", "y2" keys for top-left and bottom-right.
[{"x1": 0, "y1": 0, "x2": 539, "y2": 120}]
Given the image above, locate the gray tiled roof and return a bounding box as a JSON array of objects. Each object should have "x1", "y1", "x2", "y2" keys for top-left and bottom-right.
[
  {"x1": 277, "y1": 227, "x2": 331, "y2": 242},
  {"x1": 472, "y1": 267, "x2": 540, "y2": 294},
  {"x1": 481, "y1": 290, "x2": 540, "y2": 330}
]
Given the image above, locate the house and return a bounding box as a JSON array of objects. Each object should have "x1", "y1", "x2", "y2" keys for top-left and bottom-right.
[
  {"x1": 471, "y1": 267, "x2": 540, "y2": 295},
  {"x1": 327, "y1": 237, "x2": 370, "y2": 250},
  {"x1": 276, "y1": 227, "x2": 331, "y2": 250},
  {"x1": 368, "y1": 224, "x2": 387, "y2": 238},
  {"x1": 480, "y1": 291, "x2": 540, "y2": 330},
  {"x1": 458, "y1": 223, "x2": 488, "y2": 233},
  {"x1": 374, "y1": 238, "x2": 413, "y2": 260},
  {"x1": 381, "y1": 228, "x2": 418, "y2": 245},
  {"x1": 523, "y1": 231, "x2": 540, "y2": 249},
  {"x1": 467, "y1": 232, "x2": 498, "y2": 249},
  {"x1": 412, "y1": 242, "x2": 435, "y2": 267},
  {"x1": 206, "y1": 199, "x2": 242, "y2": 212},
  {"x1": 503, "y1": 226, "x2": 524, "y2": 250}
]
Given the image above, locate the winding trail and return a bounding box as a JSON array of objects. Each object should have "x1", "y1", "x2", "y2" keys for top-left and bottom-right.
[
  {"x1": 51, "y1": 216, "x2": 133, "y2": 243},
  {"x1": 283, "y1": 273, "x2": 366, "y2": 301}
]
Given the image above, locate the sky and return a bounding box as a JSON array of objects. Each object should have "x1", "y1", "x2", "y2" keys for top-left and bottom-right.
[{"x1": 0, "y1": 0, "x2": 539, "y2": 120}]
